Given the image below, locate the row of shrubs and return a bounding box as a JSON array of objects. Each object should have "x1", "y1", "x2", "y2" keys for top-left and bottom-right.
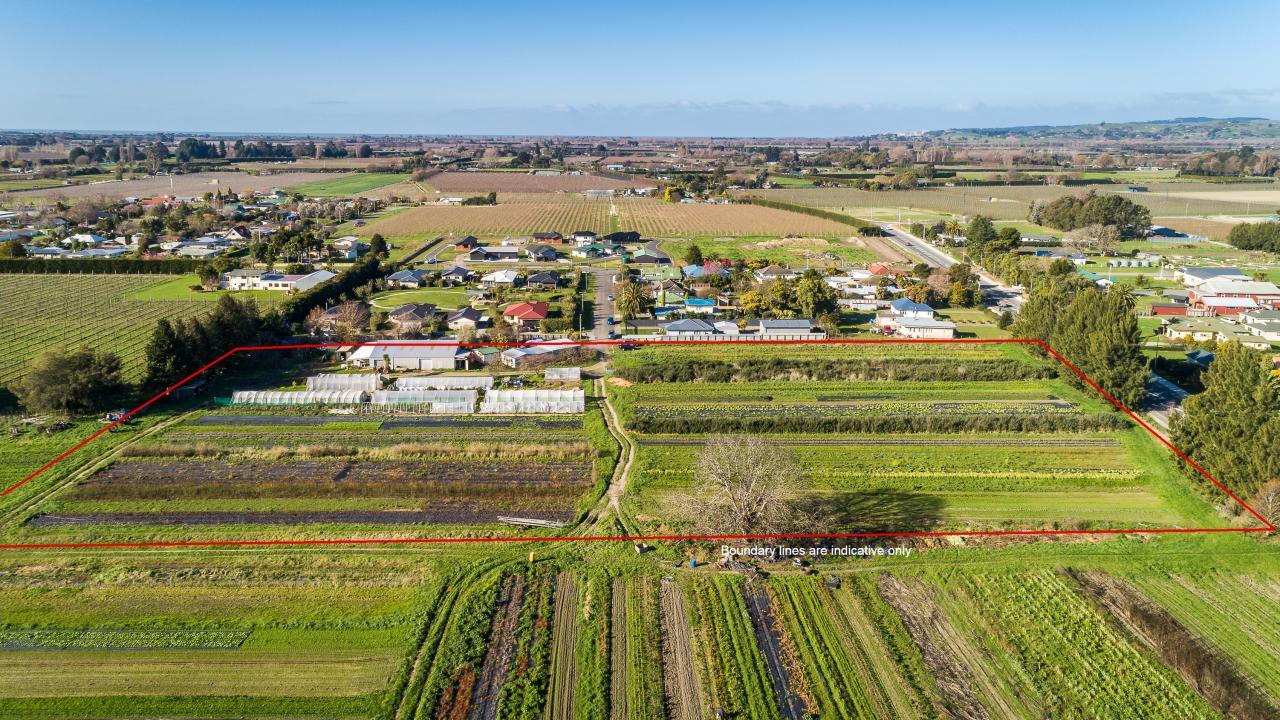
[
  {"x1": 616, "y1": 358, "x2": 1057, "y2": 383},
  {"x1": 630, "y1": 413, "x2": 1130, "y2": 434},
  {"x1": 0, "y1": 257, "x2": 202, "y2": 274}
]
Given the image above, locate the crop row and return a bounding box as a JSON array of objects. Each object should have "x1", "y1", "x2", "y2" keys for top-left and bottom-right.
[
  {"x1": 948, "y1": 570, "x2": 1218, "y2": 719},
  {"x1": 0, "y1": 629, "x2": 250, "y2": 650},
  {"x1": 689, "y1": 576, "x2": 779, "y2": 720}
]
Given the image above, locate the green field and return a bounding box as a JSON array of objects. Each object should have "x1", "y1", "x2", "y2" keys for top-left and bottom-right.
[{"x1": 287, "y1": 173, "x2": 411, "y2": 197}]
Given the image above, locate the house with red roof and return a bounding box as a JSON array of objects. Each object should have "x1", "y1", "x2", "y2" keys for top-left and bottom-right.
[{"x1": 502, "y1": 301, "x2": 549, "y2": 331}]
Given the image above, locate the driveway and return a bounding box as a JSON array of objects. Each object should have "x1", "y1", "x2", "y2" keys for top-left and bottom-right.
[
  {"x1": 587, "y1": 267, "x2": 616, "y2": 340},
  {"x1": 1144, "y1": 372, "x2": 1190, "y2": 430}
]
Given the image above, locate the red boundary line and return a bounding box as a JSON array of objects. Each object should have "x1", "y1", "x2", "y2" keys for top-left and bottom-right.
[{"x1": 1, "y1": 337, "x2": 1273, "y2": 550}]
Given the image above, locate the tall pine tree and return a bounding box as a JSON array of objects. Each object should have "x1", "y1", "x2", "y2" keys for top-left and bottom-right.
[{"x1": 1173, "y1": 343, "x2": 1280, "y2": 501}]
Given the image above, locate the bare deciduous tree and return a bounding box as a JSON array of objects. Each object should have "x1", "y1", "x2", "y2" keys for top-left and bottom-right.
[
  {"x1": 692, "y1": 434, "x2": 805, "y2": 536},
  {"x1": 1253, "y1": 480, "x2": 1280, "y2": 529}
]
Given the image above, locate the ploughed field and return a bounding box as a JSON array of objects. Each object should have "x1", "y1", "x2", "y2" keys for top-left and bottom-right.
[
  {"x1": 21, "y1": 410, "x2": 607, "y2": 535},
  {"x1": 609, "y1": 342, "x2": 1211, "y2": 532}
]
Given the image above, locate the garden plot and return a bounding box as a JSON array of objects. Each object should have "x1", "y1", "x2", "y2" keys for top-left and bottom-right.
[
  {"x1": 612, "y1": 343, "x2": 1207, "y2": 533},
  {"x1": 25, "y1": 403, "x2": 608, "y2": 533}
]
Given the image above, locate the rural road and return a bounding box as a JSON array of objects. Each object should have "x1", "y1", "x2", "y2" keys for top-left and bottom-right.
[
  {"x1": 1143, "y1": 372, "x2": 1189, "y2": 430},
  {"x1": 877, "y1": 222, "x2": 1026, "y2": 313}
]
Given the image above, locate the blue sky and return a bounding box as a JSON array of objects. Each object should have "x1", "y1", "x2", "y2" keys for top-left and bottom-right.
[{"x1": 4, "y1": 0, "x2": 1279, "y2": 136}]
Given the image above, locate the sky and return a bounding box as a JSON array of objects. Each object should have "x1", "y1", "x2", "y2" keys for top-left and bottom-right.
[{"x1": 4, "y1": 0, "x2": 1279, "y2": 137}]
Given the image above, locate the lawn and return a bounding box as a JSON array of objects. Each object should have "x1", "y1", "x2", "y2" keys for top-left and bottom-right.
[
  {"x1": 288, "y1": 173, "x2": 411, "y2": 197},
  {"x1": 370, "y1": 286, "x2": 471, "y2": 310}
]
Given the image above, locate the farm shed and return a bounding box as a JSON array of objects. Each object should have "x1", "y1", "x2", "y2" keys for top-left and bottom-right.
[
  {"x1": 480, "y1": 389, "x2": 585, "y2": 414},
  {"x1": 231, "y1": 390, "x2": 367, "y2": 406},
  {"x1": 306, "y1": 373, "x2": 379, "y2": 392},
  {"x1": 544, "y1": 367, "x2": 581, "y2": 382},
  {"x1": 396, "y1": 375, "x2": 495, "y2": 390},
  {"x1": 370, "y1": 389, "x2": 477, "y2": 413},
  {"x1": 347, "y1": 341, "x2": 473, "y2": 370}
]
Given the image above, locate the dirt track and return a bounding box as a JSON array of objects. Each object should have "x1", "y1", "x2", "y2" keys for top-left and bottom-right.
[
  {"x1": 469, "y1": 575, "x2": 525, "y2": 720},
  {"x1": 743, "y1": 583, "x2": 808, "y2": 720},
  {"x1": 876, "y1": 574, "x2": 996, "y2": 720},
  {"x1": 546, "y1": 573, "x2": 579, "y2": 720},
  {"x1": 660, "y1": 578, "x2": 702, "y2": 720}
]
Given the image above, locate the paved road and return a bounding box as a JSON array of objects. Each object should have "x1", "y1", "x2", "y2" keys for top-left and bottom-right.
[
  {"x1": 587, "y1": 267, "x2": 616, "y2": 340},
  {"x1": 1144, "y1": 372, "x2": 1190, "y2": 430},
  {"x1": 876, "y1": 222, "x2": 1025, "y2": 313}
]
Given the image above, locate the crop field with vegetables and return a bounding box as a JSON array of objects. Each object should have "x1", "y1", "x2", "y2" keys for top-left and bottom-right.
[{"x1": 610, "y1": 342, "x2": 1213, "y2": 532}]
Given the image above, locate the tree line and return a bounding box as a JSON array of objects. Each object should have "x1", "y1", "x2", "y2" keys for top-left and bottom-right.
[{"x1": 1227, "y1": 222, "x2": 1280, "y2": 253}]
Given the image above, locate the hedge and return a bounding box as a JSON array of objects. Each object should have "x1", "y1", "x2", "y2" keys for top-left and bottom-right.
[
  {"x1": 616, "y1": 358, "x2": 1056, "y2": 384},
  {"x1": 738, "y1": 196, "x2": 874, "y2": 230},
  {"x1": 0, "y1": 257, "x2": 202, "y2": 274},
  {"x1": 630, "y1": 413, "x2": 1129, "y2": 435}
]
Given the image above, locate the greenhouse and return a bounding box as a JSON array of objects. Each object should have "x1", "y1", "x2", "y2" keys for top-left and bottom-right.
[
  {"x1": 395, "y1": 375, "x2": 494, "y2": 391},
  {"x1": 306, "y1": 373, "x2": 379, "y2": 392},
  {"x1": 479, "y1": 389, "x2": 585, "y2": 414},
  {"x1": 544, "y1": 367, "x2": 581, "y2": 382},
  {"x1": 369, "y1": 390, "x2": 478, "y2": 412},
  {"x1": 230, "y1": 390, "x2": 368, "y2": 406}
]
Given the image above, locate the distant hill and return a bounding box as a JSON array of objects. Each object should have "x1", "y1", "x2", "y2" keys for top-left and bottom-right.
[{"x1": 924, "y1": 117, "x2": 1280, "y2": 143}]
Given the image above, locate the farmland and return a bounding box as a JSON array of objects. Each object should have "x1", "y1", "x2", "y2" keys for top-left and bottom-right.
[
  {"x1": 286, "y1": 172, "x2": 411, "y2": 196},
  {"x1": 0, "y1": 171, "x2": 344, "y2": 200},
  {"x1": 427, "y1": 171, "x2": 649, "y2": 194},
  {"x1": 752, "y1": 181, "x2": 1280, "y2": 231},
  {"x1": 358, "y1": 195, "x2": 859, "y2": 240},
  {"x1": 609, "y1": 342, "x2": 1212, "y2": 533},
  {"x1": 358, "y1": 197, "x2": 616, "y2": 237},
  {"x1": 0, "y1": 274, "x2": 218, "y2": 385}
]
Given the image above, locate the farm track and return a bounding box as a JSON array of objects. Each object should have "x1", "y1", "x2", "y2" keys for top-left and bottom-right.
[
  {"x1": 659, "y1": 578, "x2": 702, "y2": 720},
  {"x1": 468, "y1": 575, "x2": 526, "y2": 720},
  {"x1": 609, "y1": 578, "x2": 628, "y2": 720},
  {"x1": 587, "y1": 380, "x2": 636, "y2": 532},
  {"x1": 546, "y1": 572, "x2": 579, "y2": 720},
  {"x1": 743, "y1": 583, "x2": 808, "y2": 720},
  {"x1": 636, "y1": 437, "x2": 1122, "y2": 447},
  {"x1": 0, "y1": 410, "x2": 197, "y2": 529}
]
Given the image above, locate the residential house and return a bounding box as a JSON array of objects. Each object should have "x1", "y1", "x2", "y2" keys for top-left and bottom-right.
[
  {"x1": 386, "y1": 269, "x2": 432, "y2": 288},
  {"x1": 602, "y1": 231, "x2": 641, "y2": 244},
  {"x1": 1241, "y1": 309, "x2": 1280, "y2": 343},
  {"x1": 454, "y1": 235, "x2": 481, "y2": 250},
  {"x1": 387, "y1": 303, "x2": 437, "y2": 334},
  {"x1": 468, "y1": 245, "x2": 522, "y2": 262},
  {"x1": 222, "y1": 268, "x2": 337, "y2": 292},
  {"x1": 526, "y1": 271, "x2": 562, "y2": 290},
  {"x1": 1163, "y1": 317, "x2": 1267, "y2": 348},
  {"x1": 683, "y1": 297, "x2": 716, "y2": 315},
  {"x1": 314, "y1": 302, "x2": 372, "y2": 335},
  {"x1": 570, "y1": 231, "x2": 597, "y2": 246},
  {"x1": 503, "y1": 301, "x2": 549, "y2": 332},
  {"x1": 446, "y1": 306, "x2": 486, "y2": 331},
  {"x1": 876, "y1": 298, "x2": 935, "y2": 328},
  {"x1": 894, "y1": 317, "x2": 957, "y2": 339},
  {"x1": 753, "y1": 265, "x2": 798, "y2": 283},
  {"x1": 525, "y1": 244, "x2": 558, "y2": 262},
  {"x1": 532, "y1": 231, "x2": 563, "y2": 243},
  {"x1": 481, "y1": 269, "x2": 521, "y2": 288},
  {"x1": 629, "y1": 250, "x2": 669, "y2": 265},
  {"x1": 439, "y1": 265, "x2": 475, "y2": 285},
  {"x1": 661, "y1": 318, "x2": 716, "y2": 335},
  {"x1": 759, "y1": 319, "x2": 819, "y2": 336}
]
